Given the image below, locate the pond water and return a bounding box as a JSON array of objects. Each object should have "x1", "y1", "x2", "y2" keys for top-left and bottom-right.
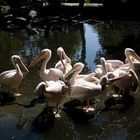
[{"x1": 0, "y1": 20, "x2": 140, "y2": 140}]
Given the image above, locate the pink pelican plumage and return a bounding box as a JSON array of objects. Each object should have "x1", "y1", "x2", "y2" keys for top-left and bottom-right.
[
  {"x1": 29, "y1": 49, "x2": 64, "y2": 82},
  {"x1": 100, "y1": 57, "x2": 126, "y2": 78},
  {"x1": 108, "y1": 69, "x2": 139, "y2": 97},
  {"x1": 123, "y1": 48, "x2": 140, "y2": 73},
  {"x1": 95, "y1": 57, "x2": 108, "y2": 78},
  {"x1": 65, "y1": 62, "x2": 100, "y2": 84},
  {"x1": 65, "y1": 62, "x2": 108, "y2": 112},
  {"x1": 35, "y1": 80, "x2": 68, "y2": 115},
  {"x1": 0, "y1": 55, "x2": 29, "y2": 96},
  {"x1": 55, "y1": 47, "x2": 72, "y2": 75}
]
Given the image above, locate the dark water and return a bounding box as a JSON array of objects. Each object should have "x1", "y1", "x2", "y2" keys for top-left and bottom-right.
[{"x1": 0, "y1": 21, "x2": 140, "y2": 140}]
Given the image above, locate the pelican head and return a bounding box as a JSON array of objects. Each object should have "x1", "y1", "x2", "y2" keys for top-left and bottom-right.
[
  {"x1": 95, "y1": 57, "x2": 108, "y2": 79},
  {"x1": 56, "y1": 47, "x2": 72, "y2": 75},
  {"x1": 64, "y1": 62, "x2": 84, "y2": 86},
  {"x1": 125, "y1": 48, "x2": 140, "y2": 63},
  {"x1": 125, "y1": 48, "x2": 140, "y2": 74},
  {"x1": 12, "y1": 55, "x2": 29, "y2": 72},
  {"x1": 100, "y1": 57, "x2": 108, "y2": 73},
  {"x1": 57, "y1": 47, "x2": 71, "y2": 64},
  {"x1": 70, "y1": 62, "x2": 84, "y2": 73},
  {"x1": 57, "y1": 47, "x2": 64, "y2": 57},
  {"x1": 29, "y1": 49, "x2": 51, "y2": 67},
  {"x1": 65, "y1": 62, "x2": 84, "y2": 79}
]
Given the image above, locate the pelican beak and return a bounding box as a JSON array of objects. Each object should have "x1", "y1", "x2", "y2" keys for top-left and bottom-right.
[
  {"x1": 29, "y1": 52, "x2": 47, "y2": 68},
  {"x1": 18, "y1": 59, "x2": 29, "y2": 72}
]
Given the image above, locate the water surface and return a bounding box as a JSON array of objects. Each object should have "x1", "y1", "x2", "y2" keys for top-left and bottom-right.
[{"x1": 0, "y1": 21, "x2": 140, "y2": 140}]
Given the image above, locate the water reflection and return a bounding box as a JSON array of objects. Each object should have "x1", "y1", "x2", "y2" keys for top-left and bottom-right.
[
  {"x1": 83, "y1": 23, "x2": 101, "y2": 72},
  {"x1": 0, "y1": 21, "x2": 140, "y2": 140}
]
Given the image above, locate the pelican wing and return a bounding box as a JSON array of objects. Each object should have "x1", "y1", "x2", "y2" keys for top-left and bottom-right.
[
  {"x1": 0, "y1": 69, "x2": 16, "y2": 79},
  {"x1": 106, "y1": 60, "x2": 124, "y2": 68},
  {"x1": 45, "y1": 81, "x2": 65, "y2": 93},
  {"x1": 71, "y1": 84, "x2": 101, "y2": 101},
  {"x1": 0, "y1": 69, "x2": 21, "y2": 88},
  {"x1": 71, "y1": 85, "x2": 92, "y2": 99},
  {"x1": 49, "y1": 68, "x2": 64, "y2": 81}
]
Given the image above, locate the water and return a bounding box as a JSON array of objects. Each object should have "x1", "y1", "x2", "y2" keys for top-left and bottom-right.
[{"x1": 0, "y1": 20, "x2": 140, "y2": 140}]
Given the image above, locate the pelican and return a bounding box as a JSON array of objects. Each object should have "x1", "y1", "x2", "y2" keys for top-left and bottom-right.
[
  {"x1": 96, "y1": 57, "x2": 126, "y2": 78},
  {"x1": 29, "y1": 49, "x2": 64, "y2": 82},
  {"x1": 117, "y1": 48, "x2": 140, "y2": 73},
  {"x1": 104, "y1": 57, "x2": 126, "y2": 77},
  {"x1": 65, "y1": 62, "x2": 108, "y2": 112},
  {"x1": 65, "y1": 62, "x2": 99, "y2": 84},
  {"x1": 108, "y1": 69, "x2": 139, "y2": 97},
  {"x1": 106, "y1": 59, "x2": 124, "y2": 69},
  {"x1": 0, "y1": 55, "x2": 29, "y2": 96},
  {"x1": 55, "y1": 47, "x2": 72, "y2": 75},
  {"x1": 95, "y1": 57, "x2": 108, "y2": 78},
  {"x1": 35, "y1": 80, "x2": 68, "y2": 114},
  {"x1": 122, "y1": 48, "x2": 140, "y2": 73},
  {"x1": 95, "y1": 58, "x2": 124, "y2": 72}
]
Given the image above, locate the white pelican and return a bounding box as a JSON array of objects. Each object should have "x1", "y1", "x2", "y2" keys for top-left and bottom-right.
[
  {"x1": 55, "y1": 47, "x2": 72, "y2": 75},
  {"x1": 108, "y1": 69, "x2": 139, "y2": 97},
  {"x1": 95, "y1": 57, "x2": 108, "y2": 78},
  {"x1": 65, "y1": 62, "x2": 99, "y2": 84},
  {"x1": 122, "y1": 48, "x2": 140, "y2": 73},
  {"x1": 96, "y1": 57, "x2": 126, "y2": 78},
  {"x1": 35, "y1": 80, "x2": 68, "y2": 114},
  {"x1": 105, "y1": 58, "x2": 126, "y2": 77},
  {"x1": 95, "y1": 58, "x2": 124, "y2": 73},
  {"x1": 65, "y1": 62, "x2": 108, "y2": 112},
  {"x1": 116, "y1": 48, "x2": 140, "y2": 73},
  {"x1": 29, "y1": 49, "x2": 64, "y2": 82},
  {"x1": 0, "y1": 55, "x2": 29, "y2": 96},
  {"x1": 106, "y1": 59, "x2": 124, "y2": 69}
]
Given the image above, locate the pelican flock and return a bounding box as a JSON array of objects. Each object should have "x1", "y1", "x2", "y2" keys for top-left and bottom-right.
[{"x1": 1, "y1": 47, "x2": 140, "y2": 118}]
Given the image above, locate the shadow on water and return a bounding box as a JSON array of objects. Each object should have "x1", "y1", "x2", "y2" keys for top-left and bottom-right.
[
  {"x1": 0, "y1": 91, "x2": 16, "y2": 106},
  {"x1": 103, "y1": 96, "x2": 135, "y2": 112},
  {"x1": 62, "y1": 107, "x2": 95, "y2": 124},
  {"x1": 31, "y1": 106, "x2": 55, "y2": 133}
]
